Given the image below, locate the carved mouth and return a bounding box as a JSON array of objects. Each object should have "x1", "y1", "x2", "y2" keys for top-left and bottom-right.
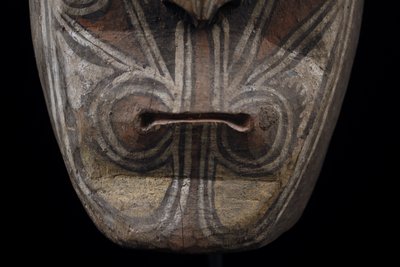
[{"x1": 140, "y1": 112, "x2": 253, "y2": 132}]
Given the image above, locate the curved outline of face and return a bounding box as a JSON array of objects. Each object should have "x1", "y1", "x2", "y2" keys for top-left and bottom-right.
[{"x1": 30, "y1": 0, "x2": 363, "y2": 251}]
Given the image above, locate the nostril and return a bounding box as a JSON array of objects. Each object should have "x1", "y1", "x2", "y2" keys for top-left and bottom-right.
[
  {"x1": 140, "y1": 112, "x2": 253, "y2": 132},
  {"x1": 163, "y1": 1, "x2": 193, "y2": 25},
  {"x1": 162, "y1": 0, "x2": 240, "y2": 27}
]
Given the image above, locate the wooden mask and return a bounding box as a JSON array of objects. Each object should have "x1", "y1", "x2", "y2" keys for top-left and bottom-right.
[{"x1": 30, "y1": 0, "x2": 363, "y2": 252}]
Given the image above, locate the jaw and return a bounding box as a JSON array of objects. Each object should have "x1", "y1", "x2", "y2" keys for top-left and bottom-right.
[{"x1": 76, "y1": 121, "x2": 287, "y2": 251}]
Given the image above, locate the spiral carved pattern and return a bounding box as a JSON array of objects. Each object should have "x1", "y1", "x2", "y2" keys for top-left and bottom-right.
[{"x1": 89, "y1": 74, "x2": 175, "y2": 173}]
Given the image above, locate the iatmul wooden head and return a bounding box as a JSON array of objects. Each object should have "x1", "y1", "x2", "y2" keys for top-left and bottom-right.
[{"x1": 30, "y1": 0, "x2": 363, "y2": 252}]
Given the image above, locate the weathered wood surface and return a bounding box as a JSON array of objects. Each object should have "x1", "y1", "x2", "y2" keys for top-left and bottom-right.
[{"x1": 30, "y1": 0, "x2": 363, "y2": 252}]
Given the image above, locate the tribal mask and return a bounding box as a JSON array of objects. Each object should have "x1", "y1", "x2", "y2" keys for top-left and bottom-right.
[{"x1": 30, "y1": 0, "x2": 363, "y2": 252}]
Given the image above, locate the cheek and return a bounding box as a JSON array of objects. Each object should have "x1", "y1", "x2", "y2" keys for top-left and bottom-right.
[
  {"x1": 222, "y1": 104, "x2": 280, "y2": 159},
  {"x1": 251, "y1": 105, "x2": 280, "y2": 153},
  {"x1": 110, "y1": 94, "x2": 171, "y2": 152}
]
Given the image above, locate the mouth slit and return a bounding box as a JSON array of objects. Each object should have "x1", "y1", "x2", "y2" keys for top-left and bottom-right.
[{"x1": 140, "y1": 112, "x2": 252, "y2": 132}]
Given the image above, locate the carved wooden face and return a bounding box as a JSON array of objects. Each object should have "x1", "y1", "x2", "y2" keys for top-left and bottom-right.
[{"x1": 30, "y1": 0, "x2": 363, "y2": 251}]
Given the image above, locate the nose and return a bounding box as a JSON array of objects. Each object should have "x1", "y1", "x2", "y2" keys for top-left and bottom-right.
[{"x1": 163, "y1": 0, "x2": 237, "y2": 27}]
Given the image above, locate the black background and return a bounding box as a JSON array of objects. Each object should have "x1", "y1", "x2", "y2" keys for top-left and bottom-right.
[{"x1": 9, "y1": 1, "x2": 397, "y2": 266}]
